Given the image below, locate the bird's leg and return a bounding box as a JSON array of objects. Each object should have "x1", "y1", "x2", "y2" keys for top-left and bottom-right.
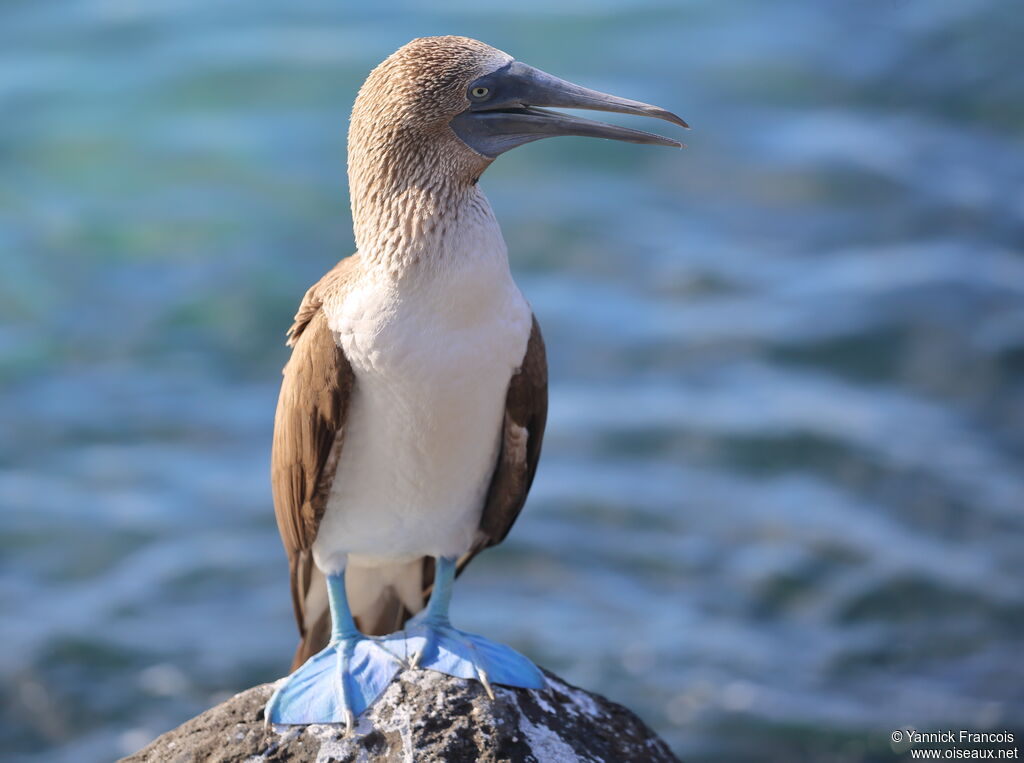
[
  {"x1": 265, "y1": 568, "x2": 402, "y2": 729},
  {"x1": 406, "y1": 556, "x2": 454, "y2": 671},
  {"x1": 397, "y1": 556, "x2": 545, "y2": 695}
]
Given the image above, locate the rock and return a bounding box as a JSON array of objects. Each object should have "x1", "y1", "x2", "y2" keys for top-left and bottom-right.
[{"x1": 122, "y1": 668, "x2": 679, "y2": 762}]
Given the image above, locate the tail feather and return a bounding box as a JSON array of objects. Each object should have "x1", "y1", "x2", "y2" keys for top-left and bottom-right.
[
  {"x1": 355, "y1": 591, "x2": 414, "y2": 636},
  {"x1": 348, "y1": 558, "x2": 429, "y2": 636}
]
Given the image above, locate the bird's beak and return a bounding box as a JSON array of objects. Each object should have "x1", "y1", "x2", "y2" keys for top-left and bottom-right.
[{"x1": 450, "y1": 61, "x2": 688, "y2": 158}]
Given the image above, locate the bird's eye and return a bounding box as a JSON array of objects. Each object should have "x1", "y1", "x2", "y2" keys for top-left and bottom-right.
[{"x1": 471, "y1": 86, "x2": 490, "y2": 99}]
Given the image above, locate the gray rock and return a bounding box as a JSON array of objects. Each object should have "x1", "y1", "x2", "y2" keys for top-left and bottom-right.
[{"x1": 122, "y1": 669, "x2": 679, "y2": 762}]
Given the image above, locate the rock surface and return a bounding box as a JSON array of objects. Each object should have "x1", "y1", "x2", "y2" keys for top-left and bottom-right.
[{"x1": 122, "y1": 668, "x2": 679, "y2": 762}]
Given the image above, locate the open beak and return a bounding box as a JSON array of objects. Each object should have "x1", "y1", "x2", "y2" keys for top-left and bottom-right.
[{"x1": 450, "y1": 61, "x2": 687, "y2": 158}]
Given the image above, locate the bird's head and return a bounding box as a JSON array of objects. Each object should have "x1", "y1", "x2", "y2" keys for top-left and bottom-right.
[{"x1": 349, "y1": 36, "x2": 687, "y2": 187}]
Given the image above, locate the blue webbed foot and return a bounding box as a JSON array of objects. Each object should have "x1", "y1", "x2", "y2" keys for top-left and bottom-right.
[
  {"x1": 387, "y1": 612, "x2": 545, "y2": 696},
  {"x1": 265, "y1": 635, "x2": 402, "y2": 729}
]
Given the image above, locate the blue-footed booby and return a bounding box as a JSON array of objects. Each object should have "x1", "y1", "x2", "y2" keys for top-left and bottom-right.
[{"x1": 265, "y1": 36, "x2": 686, "y2": 728}]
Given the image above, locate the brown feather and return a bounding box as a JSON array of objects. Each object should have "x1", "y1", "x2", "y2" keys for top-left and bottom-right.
[
  {"x1": 461, "y1": 316, "x2": 548, "y2": 570},
  {"x1": 271, "y1": 255, "x2": 360, "y2": 662}
]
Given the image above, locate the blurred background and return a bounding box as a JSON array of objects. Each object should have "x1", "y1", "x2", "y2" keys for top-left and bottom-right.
[{"x1": 2, "y1": 0, "x2": 1023, "y2": 761}]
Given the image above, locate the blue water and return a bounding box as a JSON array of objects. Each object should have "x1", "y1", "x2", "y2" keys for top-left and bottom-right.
[{"x1": 2, "y1": 1, "x2": 1023, "y2": 761}]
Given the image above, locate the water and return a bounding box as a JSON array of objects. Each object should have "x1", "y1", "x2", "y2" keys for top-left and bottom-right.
[{"x1": 2, "y1": 1, "x2": 1023, "y2": 760}]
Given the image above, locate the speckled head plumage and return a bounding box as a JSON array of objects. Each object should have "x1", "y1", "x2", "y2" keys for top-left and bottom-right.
[
  {"x1": 347, "y1": 38, "x2": 514, "y2": 261},
  {"x1": 346, "y1": 36, "x2": 687, "y2": 266},
  {"x1": 352, "y1": 36, "x2": 512, "y2": 136}
]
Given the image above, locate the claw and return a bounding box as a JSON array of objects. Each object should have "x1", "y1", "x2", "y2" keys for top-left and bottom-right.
[
  {"x1": 389, "y1": 558, "x2": 544, "y2": 696},
  {"x1": 344, "y1": 708, "x2": 355, "y2": 735},
  {"x1": 388, "y1": 620, "x2": 544, "y2": 693},
  {"x1": 477, "y1": 667, "x2": 495, "y2": 700}
]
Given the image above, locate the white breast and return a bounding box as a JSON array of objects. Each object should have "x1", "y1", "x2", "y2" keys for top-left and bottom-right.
[{"x1": 312, "y1": 208, "x2": 532, "y2": 573}]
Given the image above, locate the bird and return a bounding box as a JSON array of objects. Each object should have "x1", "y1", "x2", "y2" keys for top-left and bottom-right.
[{"x1": 264, "y1": 35, "x2": 686, "y2": 729}]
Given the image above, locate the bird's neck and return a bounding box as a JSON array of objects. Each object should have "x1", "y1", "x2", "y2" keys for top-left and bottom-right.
[{"x1": 348, "y1": 131, "x2": 502, "y2": 276}]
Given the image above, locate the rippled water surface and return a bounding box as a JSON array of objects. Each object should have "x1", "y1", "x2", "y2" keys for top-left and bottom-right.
[{"x1": 2, "y1": 1, "x2": 1023, "y2": 761}]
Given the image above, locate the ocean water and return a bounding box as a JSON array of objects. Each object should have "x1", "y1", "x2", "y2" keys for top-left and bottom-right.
[{"x1": 2, "y1": 1, "x2": 1023, "y2": 761}]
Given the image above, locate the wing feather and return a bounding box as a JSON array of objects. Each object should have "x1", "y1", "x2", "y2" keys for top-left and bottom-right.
[
  {"x1": 462, "y1": 315, "x2": 548, "y2": 567},
  {"x1": 271, "y1": 257, "x2": 359, "y2": 662}
]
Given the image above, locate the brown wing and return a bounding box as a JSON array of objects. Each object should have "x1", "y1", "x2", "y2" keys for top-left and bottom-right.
[
  {"x1": 271, "y1": 256, "x2": 359, "y2": 666},
  {"x1": 459, "y1": 315, "x2": 548, "y2": 571}
]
